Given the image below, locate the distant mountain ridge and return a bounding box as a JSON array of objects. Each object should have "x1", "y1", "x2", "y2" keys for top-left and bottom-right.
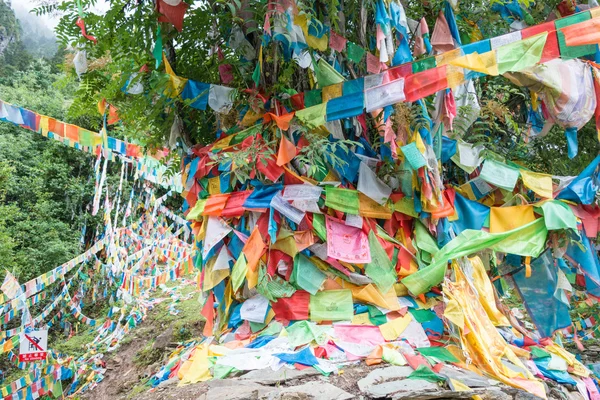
[{"x1": 0, "y1": 0, "x2": 19, "y2": 55}]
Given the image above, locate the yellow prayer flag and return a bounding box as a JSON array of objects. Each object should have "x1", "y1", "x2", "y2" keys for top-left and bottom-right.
[
  {"x1": 163, "y1": 54, "x2": 188, "y2": 97},
  {"x1": 435, "y1": 48, "x2": 462, "y2": 66},
  {"x1": 520, "y1": 170, "x2": 553, "y2": 199},
  {"x1": 352, "y1": 312, "x2": 374, "y2": 325},
  {"x1": 489, "y1": 205, "x2": 536, "y2": 233},
  {"x1": 39, "y1": 116, "x2": 49, "y2": 137},
  {"x1": 378, "y1": 314, "x2": 412, "y2": 341},
  {"x1": 207, "y1": 176, "x2": 221, "y2": 195},
  {"x1": 322, "y1": 83, "x2": 343, "y2": 101},
  {"x1": 449, "y1": 51, "x2": 499, "y2": 76},
  {"x1": 450, "y1": 379, "x2": 471, "y2": 392},
  {"x1": 179, "y1": 345, "x2": 212, "y2": 384}
]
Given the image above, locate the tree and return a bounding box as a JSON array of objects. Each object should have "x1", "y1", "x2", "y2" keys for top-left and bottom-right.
[{"x1": 31, "y1": 0, "x2": 598, "y2": 178}]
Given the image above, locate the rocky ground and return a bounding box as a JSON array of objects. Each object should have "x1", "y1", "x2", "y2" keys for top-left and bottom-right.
[{"x1": 74, "y1": 283, "x2": 599, "y2": 400}]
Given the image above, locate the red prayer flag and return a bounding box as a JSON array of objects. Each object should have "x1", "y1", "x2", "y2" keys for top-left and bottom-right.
[
  {"x1": 290, "y1": 93, "x2": 305, "y2": 110},
  {"x1": 256, "y1": 154, "x2": 284, "y2": 182},
  {"x1": 271, "y1": 290, "x2": 310, "y2": 321},
  {"x1": 221, "y1": 190, "x2": 252, "y2": 217},
  {"x1": 218, "y1": 64, "x2": 234, "y2": 84},
  {"x1": 404, "y1": 66, "x2": 448, "y2": 103},
  {"x1": 157, "y1": 0, "x2": 189, "y2": 32},
  {"x1": 521, "y1": 22, "x2": 560, "y2": 64}
]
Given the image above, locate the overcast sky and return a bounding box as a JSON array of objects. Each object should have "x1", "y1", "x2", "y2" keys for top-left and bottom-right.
[{"x1": 14, "y1": 0, "x2": 109, "y2": 30}]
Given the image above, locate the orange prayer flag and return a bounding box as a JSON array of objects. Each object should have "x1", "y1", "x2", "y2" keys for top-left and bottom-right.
[
  {"x1": 265, "y1": 112, "x2": 295, "y2": 131},
  {"x1": 366, "y1": 345, "x2": 384, "y2": 366},
  {"x1": 242, "y1": 227, "x2": 266, "y2": 272},
  {"x1": 560, "y1": 17, "x2": 600, "y2": 47},
  {"x1": 276, "y1": 135, "x2": 298, "y2": 166},
  {"x1": 202, "y1": 194, "x2": 230, "y2": 216},
  {"x1": 65, "y1": 124, "x2": 79, "y2": 142}
]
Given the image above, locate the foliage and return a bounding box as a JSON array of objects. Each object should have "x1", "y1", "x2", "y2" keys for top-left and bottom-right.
[{"x1": 22, "y1": 0, "x2": 595, "y2": 179}]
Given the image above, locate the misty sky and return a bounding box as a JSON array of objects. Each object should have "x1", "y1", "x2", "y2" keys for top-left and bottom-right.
[{"x1": 15, "y1": 0, "x2": 109, "y2": 30}]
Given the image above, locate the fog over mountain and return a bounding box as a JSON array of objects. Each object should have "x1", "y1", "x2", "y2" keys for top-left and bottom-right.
[{"x1": 11, "y1": 1, "x2": 57, "y2": 58}]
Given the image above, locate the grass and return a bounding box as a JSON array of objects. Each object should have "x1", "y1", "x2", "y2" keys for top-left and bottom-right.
[
  {"x1": 144, "y1": 280, "x2": 204, "y2": 342},
  {"x1": 52, "y1": 326, "x2": 98, "y2": 358}
]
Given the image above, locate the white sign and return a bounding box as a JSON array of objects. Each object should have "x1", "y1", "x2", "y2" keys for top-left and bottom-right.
[{"x1": 19, "y1": 329, "x2": 48, "y2": 362}]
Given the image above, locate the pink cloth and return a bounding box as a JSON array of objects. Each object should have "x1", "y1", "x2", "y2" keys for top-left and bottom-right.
[
  {"x1": 329, "y1": 31, "x2": 347, "y2": 52},
  {"x1": 583, "y1": 377, "x2": 600, "y2": 400},
  {"x1": 334, "y1": 324, "x2": 385, "y2": 346},
  {"x1": 326, "y1": 216, "x2": 371, "y2": 263},
  {"x1": 367, "y1": 52, "x2": 382, "y2": 74}
]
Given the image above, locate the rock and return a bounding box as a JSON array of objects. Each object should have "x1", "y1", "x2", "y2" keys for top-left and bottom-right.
[
  {"x1": 157, "y1": 377, "x2": 179, "y2": 388},
  {"x1": 368, "y1": 379, "x2": 439, "y2": 399},
  {"x1": 153, "y1": 327, "x2": 173, "y2": 350},
  {"x1": 473, "y1": 387, "x2": 513, "y2": 400},
  {"x1": 199, "y1": 380, "x2": 274, "y2": 400},
  {"x1": 437, "y1": 365, "x2": 491, "y2": 388},
  {"x1": 357, "y1": 366, "x2": 441, "y2": 398},
  {"x1": 357, "y1": 366, "x2": 414, "y2": 393},
  {"x1": 266, "y1": 382, "x2": 354, "y2": 400},
  {"x1": 240, "y1": 368, "x2": 320, "y2": 385},
  {"x1": 515, "y1": 390, "x2": 546, "y2": 400}
]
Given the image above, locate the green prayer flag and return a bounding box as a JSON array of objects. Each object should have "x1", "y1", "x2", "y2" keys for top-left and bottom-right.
[
  {"x1": 257, "y1": 264, "x2": 296, "y2": 301},
  {"x1": 402, "y1": 218, "x2": 548, "y2": 295},
  {"x1": 153, "y1": 26, "x2": 163, "y2": 69},
  {"x1": 497, "y1": 32, "x2": 547, "y2": 74},
  {"x1": 409, "y1": 309, "x2": 436, "y2": 323},
  {"x1": 394, "y1": 197, "x2": 419, "y2": 218},
  {"x1": 325, "y1": 186, "x2": 360, "y2": 215},
  {"x1": 555, "y1": 12, "x2": 597, "y2": 60},
  {"x1": 186, "y1": 199, "x2": 207, "y2": 221},
  {"x1": 309, "y1": 289, "x2": 354, "y2": 321},
  {"x1": 316, "y1": 59, "x2": 345, "y2": 87},
  {"x1": 412, "y1": 57, "x2": 436, "y2": 73},
  {"x1": 313, "y1": 213, "x2": 327, "y2": 241},
  {"x1": 347, "y1": 42, "x2": 365, "y2": 63},
  {"x1": 252, "y1": 62, "x2": 261, "y2": 87},
  {"x1": 365, "y1": 231, "x2": 397, "y2": 294},
  {"x1": 250, "y1": 321, "x2": 267, "y2": 332},
  {"x1": 51, "y1": 379, "x2": 63, "y2": 398},
  {"x1": 367, "y1": 304, "x2": 387, "y2": 325},
  {"x1": 416, "y1": 346, "x2": 459, "y2": 363},
  {"x1": 382, "y1": 347, "x2": 407, "y2": 365},
  {"x1": 304, "y1": 89, "x2": 323, "y2": 107},
  {"x1": 530, "y1": 346, "x2": 551, "y2": 359},
  {"x1": 231, "y1": 253, "x2": 248, "y2": 292},
  {"x1": 231, "y1": 125, "x2": 262, "y2": 145},
  {"x1": 79, "y1": 129, "x2": 94, "y2": 147},
  {"x1": 286, "y1": 320, "x2": 329, "y2": 346},
  {"x1": 295, "y1": 103, "x2": 327, "y2": 128},
  {"x1": 408, "y1": 365, "x2": 446, "y2": 383},
  {"x1": 291, "y1": 253, "x2": 326, "y2": 295},
  {"x1": 258, "y1": 321, "x2": 283, "y2": 336},
  {"x1": 537, "y1": 200, "x2": 578, "y2": 231},
  {"x1": 213, "y1": 364, "x2": 238, "y2": 379},
  {"x1": 414, "y1": 221, "x2": 439, "y2": 256},
  {"x1": 479, "y1": 159, "x2": 520, "y2": 191}
]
